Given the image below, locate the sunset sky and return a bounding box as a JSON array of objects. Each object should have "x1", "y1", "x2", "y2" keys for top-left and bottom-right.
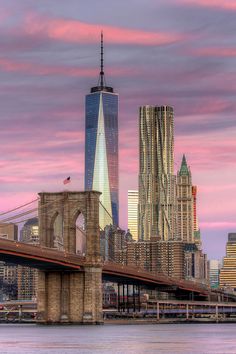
[{"x1": 0, "y1": 0, "x2": 236, "y2": 260}]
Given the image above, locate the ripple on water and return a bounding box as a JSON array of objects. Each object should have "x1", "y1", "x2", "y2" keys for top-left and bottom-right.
[{"x1": 0, "y1": 323, "x2": 236, "y2": 354}]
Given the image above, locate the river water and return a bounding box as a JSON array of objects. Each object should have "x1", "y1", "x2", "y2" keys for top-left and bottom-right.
[{"x1": 0, "y1": 323, "x2": 235, "y2": 353}]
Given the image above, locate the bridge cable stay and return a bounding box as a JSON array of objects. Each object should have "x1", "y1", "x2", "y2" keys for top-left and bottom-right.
[
  {"x1": 0, "y1": 215, "x2": 38, "y2": 227},
  {"x1": 99, "y1": 201, "x2": 113, "y2": 225},
  {"x1": 0, "y1": 208, "x2": 39, "y2": 224},
  {"x1": 0, "y1": 197, "x2": 65, "y2": 225},
  {"x1": 0, "y1": 198, "x2": 39, "y2": 217},
  {"x1": 0, "y1": 198, "x2": 113, "y2": 228}
]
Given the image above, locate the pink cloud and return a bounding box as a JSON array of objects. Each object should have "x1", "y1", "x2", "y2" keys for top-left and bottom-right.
[
  {"x1": 24, "y1": 14, "x2": 185, "y2": 46},
  {"x1": 0, "y1": 8, "x2": 12, "y2": 22},
  {"x1": 0, "y1": 57, "x2": 96, "y2": 77},
  {"x1": 175, "y1": 125, "x2": 236, "y2": 170},
  {"x1": 175, "y1": 126, "x2": 236, "y2": 232},
  {"x1": 193, "y1": 47, "x2": 236, "y2": 57},
  {"x1": 0, "y1": 57, "x2": 139, "y2": 78},
  {"x1": 180, "y1": 0, "x2": 236, "y2": 10},
  {"x1": 55, "y1": 131, "x2": 84, "y2": 140},
  {"x1": 181, "y1": 100, "x2": 230, "y2": 116}
]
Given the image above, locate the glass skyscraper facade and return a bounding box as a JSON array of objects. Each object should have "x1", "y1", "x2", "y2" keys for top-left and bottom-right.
[{"x1": 85, "y1": 34, "x2": 119, "y2": 228}]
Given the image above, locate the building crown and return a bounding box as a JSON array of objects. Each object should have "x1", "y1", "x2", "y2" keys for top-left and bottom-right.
[{"x1": 179, "y1": 154, "x2": 190, "y2": 176}]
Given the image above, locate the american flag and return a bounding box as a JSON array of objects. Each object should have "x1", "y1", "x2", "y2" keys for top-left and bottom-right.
[{"x1": 63, "y1": 176, "x2": 71, "y2": 185}]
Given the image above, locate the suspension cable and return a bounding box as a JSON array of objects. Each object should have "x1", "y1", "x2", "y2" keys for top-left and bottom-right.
[
  {"x1": 0, "y1": 197, "x2": 65, "y2": 224},
  {"x1": 99, "y1": 201, "x2": 113, "y2": 224},
  {"x1": 0, "y1": 208, "x2": 38, "y2": 224},
  {"x1": 0, "y1": 198, "x2": 39, "y2": 217}
]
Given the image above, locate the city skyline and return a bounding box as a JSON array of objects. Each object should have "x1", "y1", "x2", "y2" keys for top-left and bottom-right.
[{"x1": 0, "y1": 0, "x2": 236, "y2": 259}]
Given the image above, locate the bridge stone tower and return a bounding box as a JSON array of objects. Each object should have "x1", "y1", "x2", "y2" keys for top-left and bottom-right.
[{"x1": 37, "y1": 191, "x2": 103, "y2": 324}]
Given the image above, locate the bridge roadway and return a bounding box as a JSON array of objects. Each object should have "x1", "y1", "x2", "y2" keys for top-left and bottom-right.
[{"x1": 0, "y1": 238, "x2": 211, "y2": 297}]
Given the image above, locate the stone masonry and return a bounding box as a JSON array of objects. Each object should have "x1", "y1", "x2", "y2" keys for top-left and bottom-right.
[{"x1": 37, "y1": 191, "x2": 103, "y2": 324}]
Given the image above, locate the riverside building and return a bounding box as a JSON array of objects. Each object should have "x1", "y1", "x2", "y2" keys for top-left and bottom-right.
[
  {"x1": 18, "y1": 218, "x2": 39, "y2": 300},
  {"x1": 208, "y1": 259, "x2": 221, "y2": 289},
  {"x1": 220, "y1": 233, "x2": 236, "y2": 291},
  {"x1": 0, "y1": 223, "x2": 18, "y2": 300}
]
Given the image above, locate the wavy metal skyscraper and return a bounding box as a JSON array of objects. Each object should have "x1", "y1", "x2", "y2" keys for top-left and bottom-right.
[
  {"x1": 138, "y1": 105, "x2": 176, "y2": 241},
  {"x1": 85, "y1": 33, "x2": 119, "y2": 228}
]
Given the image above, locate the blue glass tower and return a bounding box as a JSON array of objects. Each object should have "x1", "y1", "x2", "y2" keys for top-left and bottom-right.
[{"x1": 85, "y1": 33, "x2": 119, "y2": 228}]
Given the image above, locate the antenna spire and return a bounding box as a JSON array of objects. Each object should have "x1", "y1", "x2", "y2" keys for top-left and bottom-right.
[
  {"x1": 100, "y1": 31, "x2": 104, "y2": 88},
  {"x1": 90, "y1": 31, "x2": 113, "y2": 93}
]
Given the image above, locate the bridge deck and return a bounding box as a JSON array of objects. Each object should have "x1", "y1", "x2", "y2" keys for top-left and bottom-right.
[
  {"x1": 0, "y1": 239, "x2": 222, "y2": 298},
  {"x1": 0, "y1": 239, "x2": 82, "y2": 270}
]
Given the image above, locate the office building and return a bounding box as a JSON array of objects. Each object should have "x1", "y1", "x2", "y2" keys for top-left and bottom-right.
[
  {"x1": 125, "y1": 239, "x2": 184, "y2": 279},
  {"x1": 177, "y1": 155, "x2": 194, "y2": 243},
  {"x1": 156, "y1": 240, "x2": 184, "y2": 279},
  {"x1": 0, "y1": 223, "x2": 17, "y2": 240},
  {"x1": 208, "y1": 259, "x2": 221, "y2": 289},
  {"x1": 220, "y1": 233, "x2": 236, "y2": 291},
  {"x1": 0, "y1": 222, "x2": 18, "y2": 279},
  {"x1": 85, "y1": 33, "x2": 119, "y2": 228},
  {"x1": 128, "y1": 190, "x2": 139, "y2": 241},
  {"x1": 20, "y1": 217, "x2": 39, "y2": 243},
  {"x1": 0, "y1": 223, "x2": 18, "y2": 300},
  {"x1": 100, "y1": 225, "x2": 132, "y2": 263},
  {"x1": 18, "y1": 218, "x2": 39, "y2": 300},
  {"x1": 138, "y1": 105, "x2": 176, "y2": 241},
  {"x1": 184, "y1": 243, "x2": 208, "y2": 284}
]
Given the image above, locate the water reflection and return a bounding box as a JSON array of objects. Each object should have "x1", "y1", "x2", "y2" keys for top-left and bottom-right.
[{"x1": 0, "y1": 324, "x2": 236, "y2": 353}]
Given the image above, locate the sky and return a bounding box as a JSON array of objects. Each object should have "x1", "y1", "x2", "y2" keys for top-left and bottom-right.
[{"x1": 0, "y1": 0, "x2": 236, "y2": 260}]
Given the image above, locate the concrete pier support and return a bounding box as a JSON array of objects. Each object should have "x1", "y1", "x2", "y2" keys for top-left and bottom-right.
[{"x1": 37, "y1": 191, "x2": 103, "y2": 324}]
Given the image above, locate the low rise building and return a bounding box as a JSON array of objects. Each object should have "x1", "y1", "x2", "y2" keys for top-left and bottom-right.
[
  {"x1": 0, "y1": 223, "x2": 18, "y2": 300},
  {"x1": 208, "y1": 259, "x2": 221, "y2": 289},
  {"x1": 18, "y1": 218, "x2": 39, "y2": 300}
]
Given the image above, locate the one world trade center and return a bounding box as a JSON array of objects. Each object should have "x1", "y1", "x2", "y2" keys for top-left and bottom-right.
[{"x1": 85, "y1": 33, "x2": 119, "y2": 228}]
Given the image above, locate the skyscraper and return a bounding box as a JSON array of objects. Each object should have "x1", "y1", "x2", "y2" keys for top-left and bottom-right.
[
  {"x1": 176, "y1": 155, "x2": 194, "y2": 243},
  {"x1": 138, "y1": 105, "x2": 176, "y2": 241},
  {"x1": 128, "y1": 190, "x2": 138, "y2": 241},
  {"x1": 220, "y1": 233, "x2": 236, "y2": 291},
  {"x1": 85, "y1": 33, "x2": 119, "y2": 228}
]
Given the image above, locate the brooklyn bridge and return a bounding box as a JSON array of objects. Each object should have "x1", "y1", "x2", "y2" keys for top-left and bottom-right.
[{"x1": 0, "y1": 191, "x2": 234, "y2": 324}]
